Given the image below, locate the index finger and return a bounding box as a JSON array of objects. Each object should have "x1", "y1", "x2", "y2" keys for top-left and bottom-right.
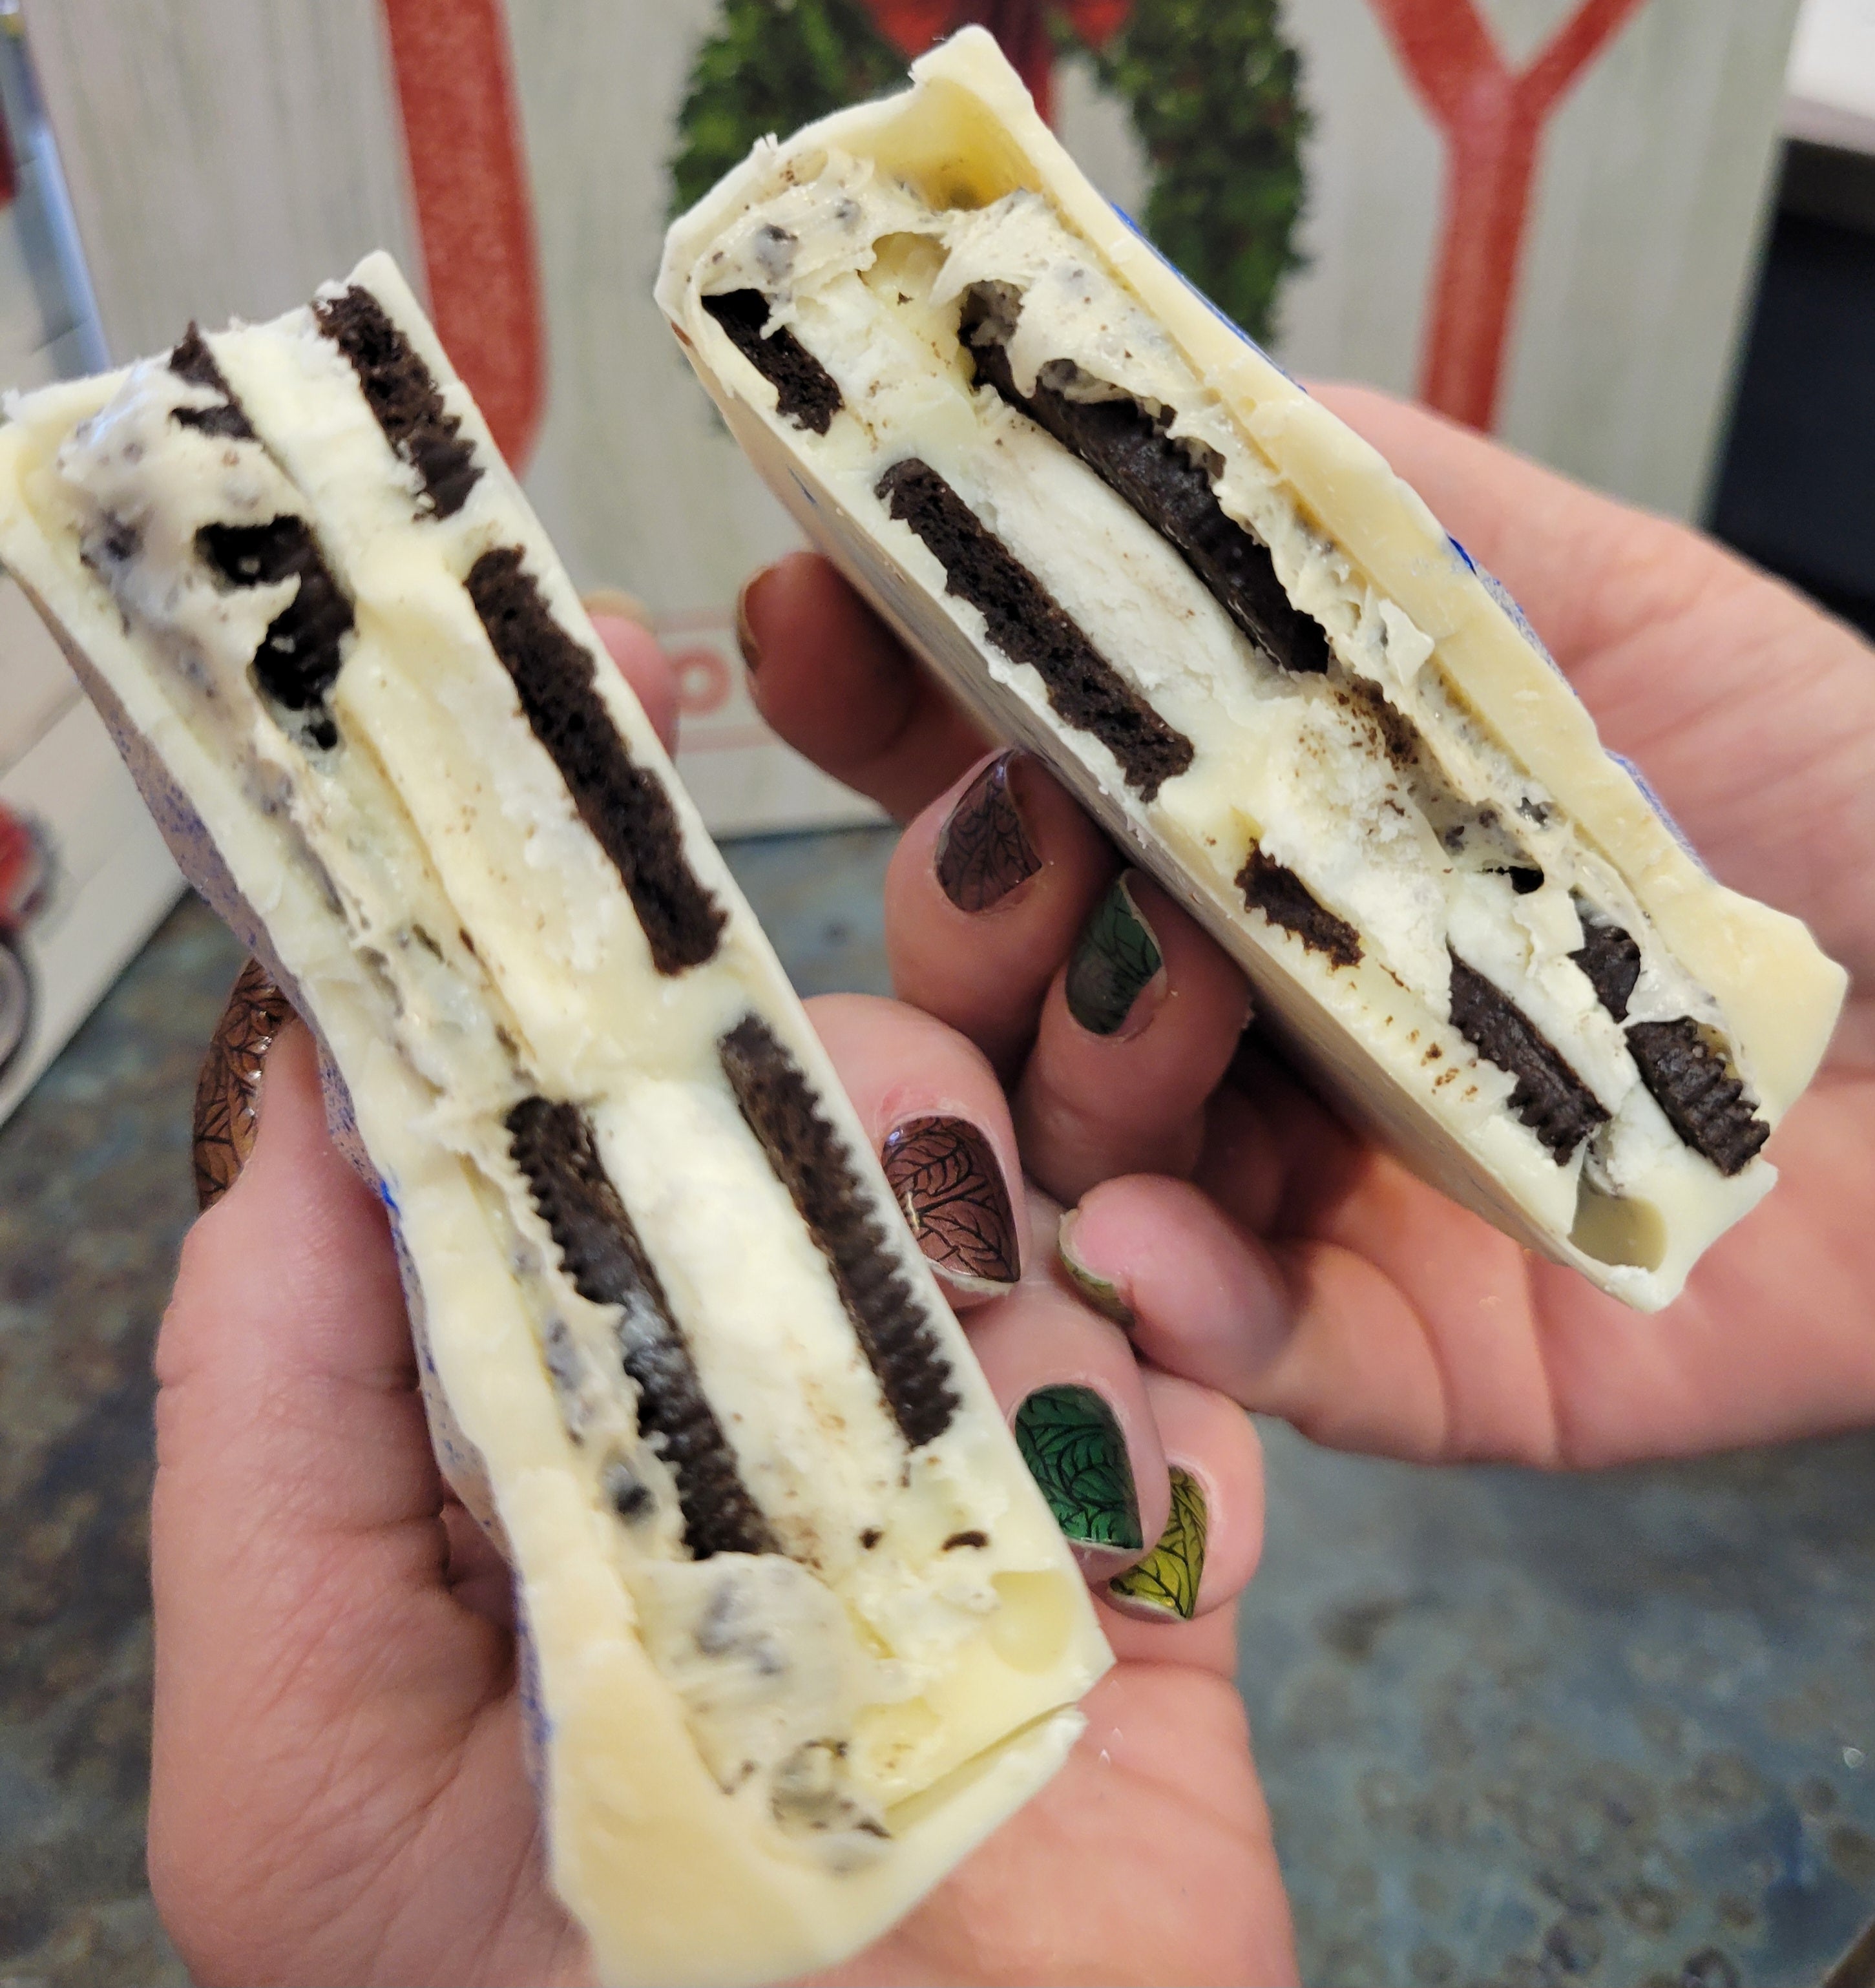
[{"x1": 740, "y1": 550, "x2": 991, "y2": 819}]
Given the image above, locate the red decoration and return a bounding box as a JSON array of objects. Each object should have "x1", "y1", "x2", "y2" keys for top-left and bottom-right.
[
  {"x1": 862, "y1": 1, "x2": 1132, "y2": 123},
  {"x1": 379, "y1": 0, "x2": 546, "y2": 472},
  {"x1": 1370, "y1": 0, "x2": 1650, "y2": 432}
]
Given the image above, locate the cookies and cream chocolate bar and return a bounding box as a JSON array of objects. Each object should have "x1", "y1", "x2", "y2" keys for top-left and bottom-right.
[
  {"x1": 0, "y1": 253, "x2": 1109, "y2": 1987},
  {"x1": 658, "y1": 28, "x2": 1847, "y2": 1312}
]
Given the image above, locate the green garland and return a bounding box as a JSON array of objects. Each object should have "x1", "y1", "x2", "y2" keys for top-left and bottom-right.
[
  {"x1": 668, "y1": 0, "x2": 906, "y2": 219},
  {"x1": 667, "y1": 0, "x2": 1309, "y2": 345},
  {"x1": 1087, "y1": 0, "x2": 1308, "y2": 344}
]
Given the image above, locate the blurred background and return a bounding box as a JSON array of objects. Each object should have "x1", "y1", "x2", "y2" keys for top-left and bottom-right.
[{"x1": 1, "y1": 2, "x2": 1871, "y2": 1983}]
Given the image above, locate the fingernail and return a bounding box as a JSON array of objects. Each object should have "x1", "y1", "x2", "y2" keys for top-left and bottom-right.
[
  {"x1": 1065, "y1": 872, "x2": 1162, "y2": 1038},
  {"x1": 1013, "y1": 1385, "x2": 1142, "y2": 1559},
  {"x1": 881, "y1": 1113, "x2": 1020, "y2": 1291},
  {"x1": 1107, "y1": 1467, "x2": 1208, "y2": 1623},
  {"x1": 1056, "y1": 1208, "x2": 1133, "y2": 1329},
  {"x1": 935, "y1": 750, "x2": 1041, "y2": 914},
  {"x1": 735, "y1": 566, "x2": 774, "y2": 673},
  {"x1": 580, "y1": 585, "x2": 653, "y2": 630},
  {"x1": 193, "y1": 957, "x2": 295, "y2": 1211}
]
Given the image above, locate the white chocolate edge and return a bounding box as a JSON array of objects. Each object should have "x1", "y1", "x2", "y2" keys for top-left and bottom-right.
[
  {"x1": 0, "y1": 250, "x2": 1109, "y2": 1987},
  {"x1": 655, "y1": 28, "x2": 1849, "y2": 1312}
]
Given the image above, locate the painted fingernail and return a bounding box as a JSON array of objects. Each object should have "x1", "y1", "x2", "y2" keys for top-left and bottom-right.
[
  {"x1": 882, "y1": 1113, "x2": 1020, "y2": 1291},
  {"x1": 1108, "y1": 1467, "x2": 1208, "y2": 1623},
  {"x1": 193, "y1": 957, "x2": 294, "y2": 1211},
  {"x1": 935, "y1": 750, "x2": 1040, "y2": 913},
  {"x1": 1056, "y1": 1208, "x2": 1133, "y2": 1329},
  {"x1": 1065, "y1": 872, "x2": 1162, "y2": 1038},
  {"x1": 1013, "y1": 1386, "x2": 1142, "y2": 1556},
  {"x1": 580, "y1": 585, "x2": 653, "y2": 630},
  {"x1": 735, "y1": 567, "x2": 773, "y2": 673}
]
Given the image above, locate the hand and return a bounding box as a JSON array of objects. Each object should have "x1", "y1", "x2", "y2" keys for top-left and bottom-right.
[
  {"x1": 147, "y1": 617, "x2": 1294, "y2": 1988},
  {"x1": 738, "y1": 384, "x2": 1875, "y2": 1469}
]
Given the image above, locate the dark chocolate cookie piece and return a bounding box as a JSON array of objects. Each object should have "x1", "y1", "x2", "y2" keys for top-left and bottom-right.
[
  {"x1": 719, "y1": 1014, "x2": 958, "y2": 1448},
  {"x1": 1625, "y1": 1020, "x2": 1770, "y2": 1177},
  {"x1": 169, "y1": 326, "x2": 257, "y2": 441},
  {"x1": 1448, "y1": 952, "x2": 1608, "y2": 1162},
  {"x1": 196, "y1": 517, "x2": 355, "y2": 748},
  {"x1": 876, "y1": 457, "x2": 1194, "y2": 802},
  {"x1": 1237, "y1": 848, "x2": 1362, "y2": 968},
  {"x1": 314, "y1": 284, "x2": 481, "y2": 519},
  {"x1": 964, "y1": 294, "x2": 1330, "y2": 675},
  {"x1": 702, "y1": 290, "x2": 843, "y2": 435},
  {"x1": 467, "y1": 546, "x2": 724, "y2": 975},
  {"x1": 1571, "y1": 915, "x2": 1643, "y2": 1022},
  {"x1": 508, "y1": 1096, "x2": 777, "y2": 1558}
]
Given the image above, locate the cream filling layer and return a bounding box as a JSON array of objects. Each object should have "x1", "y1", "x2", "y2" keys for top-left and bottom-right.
[
  {"x1": 39, "y1": 340, "x2": 1087, "y2": 1848},
  {"x1": 688, "y1": 151, "x2": 1770, "y2": 1272}
]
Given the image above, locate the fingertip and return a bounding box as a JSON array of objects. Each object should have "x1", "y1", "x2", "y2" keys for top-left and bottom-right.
[
  {"x1": 739, "y1": 551, "x2": 990, "y2": 817},
  {"x1": 806, "y1": 992, "x2": 1026, "y2": 1300},
  {"x1": 1109, "y1": 1369, "x2": 1263, "y2": 1626},
  {"x1": 965, "y1": 1290, "x2": 1171, "y2": 1576},
  {"x1": 591, "y1": 612, "x2": 680, "y2": 753},
  {"x1": 1062, "y1": 1175, "x2": 1292, "y2": 1401}
]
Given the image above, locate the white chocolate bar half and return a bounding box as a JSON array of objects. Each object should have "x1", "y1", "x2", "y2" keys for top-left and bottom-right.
[
  {"x1": 658, "y1": 28, "x2": 1847, "y2": 1311},
  {"x1": 0, "y1": 252, "x2": 1109, "y2": 1987}
]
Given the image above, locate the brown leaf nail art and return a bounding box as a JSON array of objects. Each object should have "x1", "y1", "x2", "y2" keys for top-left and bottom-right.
[
  {"x1": 935, "y1": 751, "x2": 1040, "y2": 914},
  {"x1": 881, "y1": 1114, "x2": 1020, "y2": 1288},
  {"x1": 193, "y1": 957, "x2": 295, "y2": 1211}
]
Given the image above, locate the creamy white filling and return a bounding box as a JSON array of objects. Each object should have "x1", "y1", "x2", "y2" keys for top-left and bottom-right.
[
  {"x1": 48, "y1": 350, "x2": 1049, "y2": 1859},
  {"x1": 694, "y1": 151, "x2": 1752, "y2": 1217}
]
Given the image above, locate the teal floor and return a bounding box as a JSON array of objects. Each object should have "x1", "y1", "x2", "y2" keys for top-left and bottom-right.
[{"x1": 1, "y1": 827, "x2": 1870, "y2": 1986}]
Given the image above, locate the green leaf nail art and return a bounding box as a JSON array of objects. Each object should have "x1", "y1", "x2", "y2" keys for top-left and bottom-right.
[
  {"x1": 1109, "y1": 1467, "x2": 1208, "y2": 1621},
  {"x1": 1014, "y1": 1386, "x2": 1143, "y2": 1551},
  {"x1": 1065, "y1": 874, "x2": 1162, "y2": 1036}
]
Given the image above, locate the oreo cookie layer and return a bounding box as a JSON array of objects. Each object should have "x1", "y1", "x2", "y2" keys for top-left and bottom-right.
[
  {"x1": 875, "y1": 458, "x2": 1194, "y2": 802},
  {"x1": 1572, "y1": 914, "x2": 1770, "y2": 1174},
  {"x1": 1237, "y1": 848, "x2": 1362, "y2": 968},
  {"x1": 718, "y1": 1015, "x2": 958, "y2": 1448},
  {"x1": 1626, "y1": 1020, "x2": 1770, "y2": 1177},
  {"x1": 1448, "y1": 952, "x2": 1608, "y2": 1161},
  {"x1": 1570, "y1": 916, "x2": 1642, "y2": 1021},
  {"x1": 966, "y1": 307, "x2": 1329, "y2": 675},
  {"x1": 197, "y1": 516, "x2": 353, "y2": 751},
  {"x1": 169, "y1": 327, "x2": 257, "y2": 441},
  {"x1": 508, "y1": 1096, "x2": 777, "y2": 1559},
  {"x1": 314, "y1": 285, "x2": 481, "y2": 519},
  {"x1": 703, "y1": 290, "x2": 843, "y2": 435},
  {"x1": 467, "y1": 547, "x2": 724, "y2": 975}
]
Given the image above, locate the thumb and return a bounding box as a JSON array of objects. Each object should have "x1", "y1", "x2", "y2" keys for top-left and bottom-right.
[{"x1": 150, "y1": 1015, "x2": 510, "y2": 1929}]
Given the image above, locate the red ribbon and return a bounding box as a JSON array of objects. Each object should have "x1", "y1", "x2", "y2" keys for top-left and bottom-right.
[
  {"x1": 862, "y1": 1, "x2": 1132, "y2": 123},
  {"x1": 379, "y1": 0, "x2": 546, "y2": 474}
]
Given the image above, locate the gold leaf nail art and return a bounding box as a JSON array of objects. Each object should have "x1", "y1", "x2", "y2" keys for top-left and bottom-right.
[{"x1": 1108, "y1": 1467, "x2": 1208, "y2": 1621}]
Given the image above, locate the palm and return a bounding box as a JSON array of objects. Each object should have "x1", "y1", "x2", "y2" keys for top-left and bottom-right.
[
  {"x1": 151, "y1": 1021, "x2": 1292, "y2": 1988},
  {"x1": 163, "y1": 1615, "x2": 1281, "y2": 1987},
  {"x1": 820, "y1": 1658, "x2": 1283, "y2": 1985},
  {"x1": 1215, "y1": 388, "x2": 1875, "y2": 1468}
]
